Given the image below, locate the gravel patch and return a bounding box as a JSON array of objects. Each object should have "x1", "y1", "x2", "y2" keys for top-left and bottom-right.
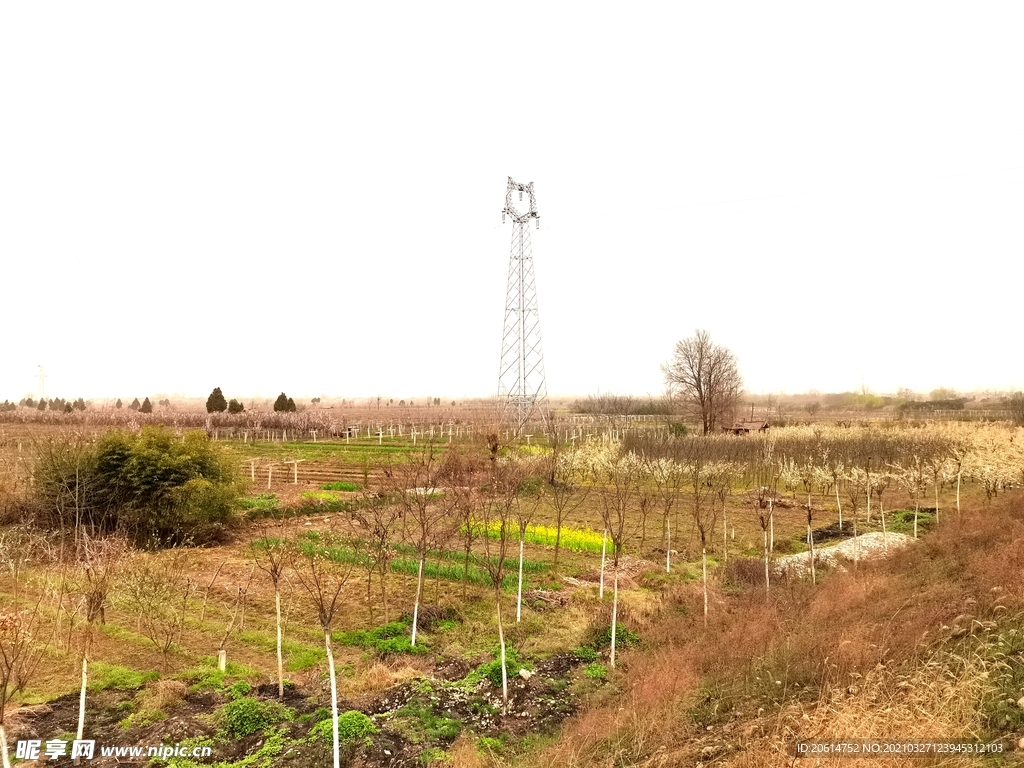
[{"x1": 775, "y1": 531, "x2": 914, "y2": 576}]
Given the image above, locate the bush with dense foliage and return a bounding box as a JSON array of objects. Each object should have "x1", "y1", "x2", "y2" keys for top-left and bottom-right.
[{"x1": 32, "y1": 426, "x2": 239, "y2": 546}]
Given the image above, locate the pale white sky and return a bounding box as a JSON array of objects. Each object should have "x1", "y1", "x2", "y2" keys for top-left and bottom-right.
[{"x1": 2, "y1": 3, "x2": 1022, "y2": 403}]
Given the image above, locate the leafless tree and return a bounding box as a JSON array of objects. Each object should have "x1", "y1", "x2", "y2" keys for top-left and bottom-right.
[
  {"x1": 289, "y1": 531, "x2": 357, "y2": 768},
  {"x1": 682, "y1": 441, "x2": 718, "y2": 626},
  {"x1": 118, "y1": 549, "x2": 194, "y2": 669},
  {"x1": 479, "y1": 462, "x2": 519, "y2": 714},
  {"x1": 596, "y1": 452, "x2": 640, "y2": 668},
  {"x1": 70, "y1": 535, "x2": 127, "y2": 751},
  {"x1": 381, "y1": 446, "x2": 456, "y2": 646},
  {"x1": 662, "y1": 329, "x2": 743, "y2": 435},
  {"x1": 250, "y1": 520, "x2": 290, "y2": 698},
  {"x1": 344, "y1": 490, "x2": 402, "y2": 625},
  {"x1": 0, "y1": 533, "x2": 48, "y2": 768}
]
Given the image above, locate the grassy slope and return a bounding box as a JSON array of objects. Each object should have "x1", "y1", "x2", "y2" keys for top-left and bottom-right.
[{"x1": 491, "y1": 494, "x2": 1024, "y2": 768}]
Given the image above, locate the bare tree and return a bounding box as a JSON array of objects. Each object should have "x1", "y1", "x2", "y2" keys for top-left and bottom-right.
[
  {"x1": 596, "y1": 451, "x2": 640, "y2": 668},
  {"x1": 250, "y1": 520, "x2": 292, "y2": 698},
  {"x1": 479, "y1": 462, "x2": 519, "y2": 714},
  {"x1": 118, "y1": 549, "x2": 194, "y2": 669},
  {"x1": 513, "y1": 465, "x2": 545, "y2": 623},
  {"x1": 290, "y1": 531, "x2": 357, "y2": 768},
  {"x1": 546, "y1": 445, "x2": 590, "y2": 568},
  {"x1": 344, "y1": 490, "x2": 401, "y2": 625},
  {"x1": 0, "y1": 533, "x2": 48, "y2": 768},
  {"x1": 381, "y1": 446, "x2": 454, "y2": 647},
  {"x1": 683, "y1": 442, "x2": 718, "y2": 626},
  {"x1": 70, "y1": 535, "x2": 127, "y2": 753},
  {"x1": 662, "y1": 329, "x2": 743, "y2": 435}
]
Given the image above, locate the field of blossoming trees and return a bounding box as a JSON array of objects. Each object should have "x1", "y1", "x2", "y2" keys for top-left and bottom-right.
[{"x1": 1, "y1": 413, "x2": 1023, "y2": 767}]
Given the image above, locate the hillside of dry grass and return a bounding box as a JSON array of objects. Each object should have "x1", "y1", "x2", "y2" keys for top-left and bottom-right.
[{"x1": 486, "y1": 495, "x2": 1024, "y2": 768}]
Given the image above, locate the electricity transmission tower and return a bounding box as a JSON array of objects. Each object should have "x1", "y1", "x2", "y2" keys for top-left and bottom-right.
[
  {"x1": 37, "y1": 365, "x2": 47, "y2": 401},
  {"x1": 497, "y1": 177, "x2": 548, "y2": 434}
]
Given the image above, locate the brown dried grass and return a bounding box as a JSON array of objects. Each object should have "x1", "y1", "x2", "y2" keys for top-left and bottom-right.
[{"x1": 516, "y1": 494, "x2": 1024, "y2": 768}]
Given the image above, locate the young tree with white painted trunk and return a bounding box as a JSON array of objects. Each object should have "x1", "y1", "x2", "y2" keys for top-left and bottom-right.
[
  {"x1": 596, "y1": 450, "x2": 641, "y2": 668},
  {"x1": 70, "y1": 535, "x2": 126, "y2": 752},
  {"x1": 513, "y1": 464, "x2": 545, "y2": 623},
  {"x1": 479, "y1": 462, "x2": 519, "y2": 714},
  {"x1": 648, "y1": 456, "x2": 683, "y2": 573},
  {"x1": 346, "y1": 489, "x2": 402, "y2": 625},
  {"x1": 290, "y1": 532, "x2": 357, "y2": 768},
  {"x1": 0, "y1": 532, "x2": 48, "y2": 768},
  {"x1": 250, "y1": 520, "x2": 292, "y2": 698},
  {"x1": 382, "y1": 446, "x2": 452, "y2": 647},
  {"x1": 683, "y1": 442, "x2": 719, "y2": 626}
]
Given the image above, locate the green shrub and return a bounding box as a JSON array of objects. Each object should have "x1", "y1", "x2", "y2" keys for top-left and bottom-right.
[
  {"x1": 477, "y1": 736, "x2": 506, "y2": 754},
  {"x1": 32, "y1": 426, "x2": 238, "y2": 546},
  {"x1": 309, "y1": 710, "x2": 378, "y2": 746},
  {"x1": 595, "y1": 625, "x2": 641, "y2": 649},
  {"x1": 572, "y1": 645, "x2": 599, "y2": 662},
  {"x1": 462, "y1": 647, "x2": 528, "y2": 689},
  {"x1": 218, "y1": 697, "x2": 293, "y2": 738},
  {"x1": 584, "y1": 662, "x2": 607, "y2": 680},
  {"x1": 225, "y1": 680, "x2": 252, "y2": 700}
]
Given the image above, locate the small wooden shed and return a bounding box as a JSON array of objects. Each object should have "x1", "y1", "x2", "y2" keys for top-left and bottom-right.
[{"x1": 724, "y1": 419, "x2": 770, "y2": 435}]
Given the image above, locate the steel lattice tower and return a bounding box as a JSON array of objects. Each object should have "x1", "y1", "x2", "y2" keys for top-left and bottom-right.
[{"x1": 498, "y1": 177, "x2": 548, "y2": 433}]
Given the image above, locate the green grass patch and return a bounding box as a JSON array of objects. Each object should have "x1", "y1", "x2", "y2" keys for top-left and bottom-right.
[
  {"x1": 238, "y1": 493, "x2": 280, "y2": 512},
  {"x1": 392, "y1": 701, "x2": 461, "y2": 745},
  {"x1": 885, "y1": 508, "x2": 936, "y2": 534},
  {"x1": 178, "y1": 657, "x2": 259, "y2": 693},
  {"x1": 584, "y1": 662, "x2": 607, "y2": 680},
  {"x1": 336, "y1": 619, "x2": 426, "y2": 656},
  {"x1": 460, "y1": 647, "x2": 529, "y2": 690},
  {"x1": 87, "y1": 662, "x2": 159, "y2": 692},
  {"x1": 321, "y1": 481, "x2": 361, "y2": 491}
]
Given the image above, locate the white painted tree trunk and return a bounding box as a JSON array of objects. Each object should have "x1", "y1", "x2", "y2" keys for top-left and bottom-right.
[
  {"x1": 768, "y1": 500, "x2": 774, "y2": 552},
  {"x1": 807, "y1": 524, "x2": 816, "y2": 585},
  {"x1": 610, "y1": 567, "x2": 620, "y2": 668},
  {"x1": 763, "y1": 529, "x2": 770, "y2": 598},
  {"x1": 0, "y1": 723, "x2": 11, "y2": 768},
  {"x1": 516, "y1": 536, "x2": 525, "y2": 623},
  {"x1": 411, "y1": 556, "x2": 425, "y2": 646},
  {"x1": 496, "y1": 598, "x2": 508, "y2": 713},
  {"x1": 665, "y1": 517, "x2": 671, "y2": 573},
  {"x1": 76, "y1": 656, "x2": 87, "y2": 745},
  {"x1": 956, "y1": 471, "x2": 961, "y2": 515},
  {"x1": 836, "y1": 484, "x2": 843, "y2": 530},
  {"x1": 722, "y1": 514, "x2": 728, "y2": 565},
  {"x1": 934, "y1": 483, "x2": 940, "y2": 526},
  {"x1": 702, "y1": 547, "x2": 708, "y2": 627},
  {"x1": 325, "y1": 630, "x2": 340, "y2": 768},
  {"x1": 599, "y1": 530, "x2": 607, "y2": 598},
  {"x1": 275, "y1": 590, "x2": 284, "y2": 698}
]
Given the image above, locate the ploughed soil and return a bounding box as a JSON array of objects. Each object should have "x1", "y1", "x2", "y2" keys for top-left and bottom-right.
[{"x1": 5, "y1": 652, "x2": 587, "y2": 767}]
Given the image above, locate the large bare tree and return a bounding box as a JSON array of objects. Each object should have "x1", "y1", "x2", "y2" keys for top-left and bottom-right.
[{"x1": 662, "y1": 329, "x2": 743, "y2": 435}]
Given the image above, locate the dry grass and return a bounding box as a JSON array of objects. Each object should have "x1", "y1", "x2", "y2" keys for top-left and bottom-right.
[{"x1": 513, "y1": 494, "x2": 1024, "y2": 767}]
